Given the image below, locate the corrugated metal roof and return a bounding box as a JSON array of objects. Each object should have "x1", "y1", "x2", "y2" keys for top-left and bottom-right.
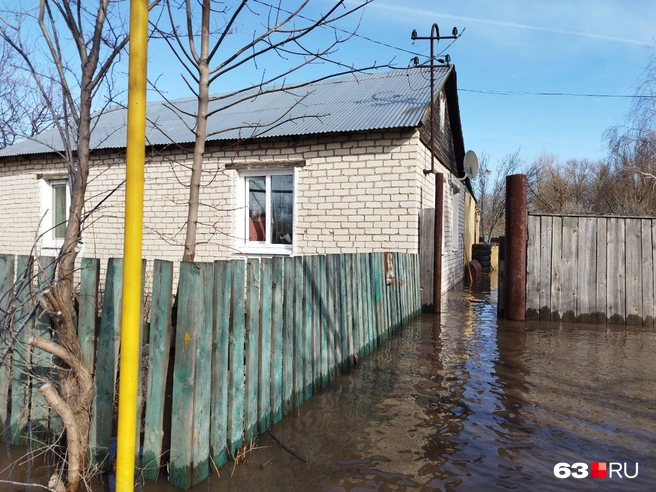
[{"x1": 0, "y1": 66, "x2": 451, "y2": 158}]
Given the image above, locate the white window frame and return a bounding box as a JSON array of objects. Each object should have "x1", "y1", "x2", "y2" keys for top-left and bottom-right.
[
  {"x1": 39, "y1": 177, "x2": 70, "y2": 252},
  {"x1": 236, "y1": 169, "x2": 294, "y2": 256}
]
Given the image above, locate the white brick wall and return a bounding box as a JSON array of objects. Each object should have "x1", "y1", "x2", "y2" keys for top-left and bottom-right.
[
  {"x1": 0, "y1": 129, "x2": 424, "y2": 266},
  {"x1": 415, "y1": 140, "x2": 466, "y2": 293}
]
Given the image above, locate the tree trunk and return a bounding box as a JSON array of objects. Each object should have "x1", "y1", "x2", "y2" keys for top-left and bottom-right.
[{"x1": 182, "y1": 0, "x2": 211, "y2": 262}]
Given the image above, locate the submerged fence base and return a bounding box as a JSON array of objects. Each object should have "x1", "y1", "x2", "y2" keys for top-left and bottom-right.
[{"x1": 0, "y1": 252, "x2": 421, "y2": 489}]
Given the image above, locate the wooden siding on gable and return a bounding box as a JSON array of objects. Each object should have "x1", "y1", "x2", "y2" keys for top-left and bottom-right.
[{"x1": 419, "y1": 90, "x2": 459, "y2": 177}]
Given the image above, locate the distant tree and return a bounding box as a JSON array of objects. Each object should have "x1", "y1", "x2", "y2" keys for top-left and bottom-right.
[
  {"x1": 603, "y1": 48, "x2": 656, "y2": 214},
  {"x1": 474, "y1": 149, "x2": 526, "y2": 241},
  {"x1": 528, "y1": 154, "x2": 602, "y2": 214},
  {"x1": 0, "y1": 42, "x2": 55, "y2": 148}
]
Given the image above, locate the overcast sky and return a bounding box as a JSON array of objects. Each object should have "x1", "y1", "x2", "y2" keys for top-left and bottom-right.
[{"x1": 148, "y1": 0, "x2": 656, "y2": 171}]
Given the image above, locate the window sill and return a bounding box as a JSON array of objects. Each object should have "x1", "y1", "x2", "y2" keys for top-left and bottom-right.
[
  {"x1": 41, "y1": 242, "x2": 63, "y2": 255},
  {"x1": 236, "y1": 245, "x2": 293, "y2": 257}
]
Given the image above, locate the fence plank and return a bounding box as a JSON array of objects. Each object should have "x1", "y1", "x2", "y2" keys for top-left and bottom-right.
[
  {"x1": 560, "y1": 217, "x2": 578, "y2": 322},
  {"x1": 30, "y1": 256, "x2": 56, "y2": 442},
  {"x1": 192, "y1": 263, "x2": 213, "y2": 486},
  {"x1": 526, "y1": 216, "x2": 540, "y2": 319},
  {"x1": 311, "y1": 256, "x2": 321, "y2": 392},
  {"x1": 0, "y1": 254, "x2": 14, "y2": 437},
  {"x1": 271, "y1": 258, "x2": 283, "y2": 424},
  {"x1": 596, "y1": 218, "x2": 608, "y2": 324},
  {"x1": 282, "y1": 257, "x2": 294, "y2": 414},
  {"x1": 537, "y1": 216, "x2": 552, "y2": 321},
  {"x1": 550, "y1": 217, "x2": 563, "y2": 321},
  {"x1": 383, "y1": 254, "x2": 391, "y2": 336},
  {"x1": 373, "y1": 254, "x2": 384, "y2": 342},
  {"x1": 390, "y1": 253, "x2": 400, "y2": 334},
  {"x1": 352, "y1": 255, "x2": 364, "y2": 358},
  {"x1": 625, "y1": 219, "x2": 642, "y2": 325},
  {"x1": 135, "y1": 259, "x2": 147, "y2": 466},
  {"x1": 401, "y1": 253, "x2": 409, "y2": 326},
  {"x1": 10, "y1": 255, "x2": 33, "y2": 446},
  {"x1": 89, "y1": 258, "x2": 122, "y2": 463},
  {"x1": 338, "y1": 255, "x2": 350, "y2": 368},
  {"x1": 344, "y1": 255, "x2": 355, "y2": 368},
  {"x1": 319, "y1": 256, "x2": 328, "y2": 388},
  {"x1": 327, "y1": 255, "x2": 338, "y2": 380},
  {"x1": 245, "y1": 260, "x2": 260, "y2": 442},
  {"x1": 258, "y1": 258, "x2": 272, "y2": 433},
  {"x1": 302, "y1": 257, "x2": 313, "y2": 399},
  {"x1": 332, "y1": 255, "x2": 343, "y2": 376},
  {"x1": 228, "y1": 260, "x2": 246, "y2": 455},
  {"x1": 577, "y1": 218, "x2": 597, "y2": 323},
  {"x1": 359, "y1": 255, "x2": 370, "y2": 353},
  {"x1": 293, "y1": 256, "x2": 304, "y2": 407},
  {"x1": 169, "y1": 262, "x2": 213, "y2": 488},
  {"x1": 142, "y1": 260, "x2": 173, "y2": 481},
  {"x1": 607, "y1": 218, "x2": 626, "y2": 324},
  {"x1": 641, "y1": 219, "x2": 654, "y2": 327},
  {"x1": 211, "y1": 261, "x2": 231, "y2": 467},
  {"x1": 326, "y1": 255, "x2": 336, "y2": 381},
  {"x1": 78, "y1": 258, "x2": 100, "y2": 376}
]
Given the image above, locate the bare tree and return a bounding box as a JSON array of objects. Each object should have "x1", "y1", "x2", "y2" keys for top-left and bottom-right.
[
  {"x1": 152, "y1": 0, "x2": 389, "y2": 261},
  {"x1": 0, "y1": 2, "x2": 155, "y2": 490},
  {"x1": 0, "y1": 42, "x2": 56, "y2": 148},
  {"x1": 474, "y1": 149, "x2": 526, "y2": 241},
  {"x1": 603, "y1": 47, "x2": 656, "y2": 210}
]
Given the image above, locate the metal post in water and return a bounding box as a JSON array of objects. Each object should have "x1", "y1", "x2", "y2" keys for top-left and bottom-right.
[{"x1": 504, "y1": 175, "x2": 527, "y2": 321}]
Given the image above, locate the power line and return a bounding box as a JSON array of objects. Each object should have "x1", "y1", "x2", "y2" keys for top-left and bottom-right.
[
  {"x1": 252, "y1": 0, "x2": 427, "y2": 58},
  {"x1": 459, "y1": 88, "x2": 654, "y2": 99}
]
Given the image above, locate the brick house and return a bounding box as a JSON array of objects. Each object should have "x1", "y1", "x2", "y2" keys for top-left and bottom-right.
[{"x1": 0, "y1": 66, "x2": 477, "y2": 302}]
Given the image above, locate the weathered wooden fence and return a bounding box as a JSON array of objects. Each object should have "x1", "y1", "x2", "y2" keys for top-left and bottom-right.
[
  {"x1": 0, "y1": 252, "x2": 421, "y2": 489},
  {"x1": 526, "y1": 214, "x2": 656, "y2": 325}
]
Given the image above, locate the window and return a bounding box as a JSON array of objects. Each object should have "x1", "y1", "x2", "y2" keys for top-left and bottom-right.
[
  {"x1": 240, "y1": 170, "x2": 294, "y2": 254},
  {"x1": 52, "y1": 182, "x2": 68, "y2": 239},
  {"x1": 39, "y1": 177, "x2": 70, "y2": 249}
]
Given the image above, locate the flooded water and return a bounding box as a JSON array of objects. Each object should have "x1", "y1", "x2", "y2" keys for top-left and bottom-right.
[{"x1": 2, "y1": 276, "x2": 655, "y2": 491}]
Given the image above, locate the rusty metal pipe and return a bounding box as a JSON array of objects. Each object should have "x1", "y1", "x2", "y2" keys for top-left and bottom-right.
[{"x1": 504, "y1": 174, "x2": 527, "y2": 321}]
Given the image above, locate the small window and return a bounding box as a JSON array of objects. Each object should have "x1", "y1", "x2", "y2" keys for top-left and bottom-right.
[
  {"x1": 39, "y1": 177, "x2": 70, "y2": 248},
  {"x1": 241, "y1": 170, "x2": 294, "y2": 253},
  {"x1": 52, "y1": 182, "x2": 68, "y2": 239}
]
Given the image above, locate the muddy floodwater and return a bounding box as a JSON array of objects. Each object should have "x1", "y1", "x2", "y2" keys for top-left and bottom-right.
[{"x1": 2, "y1": 276, "x2": 655, "y2": 491}]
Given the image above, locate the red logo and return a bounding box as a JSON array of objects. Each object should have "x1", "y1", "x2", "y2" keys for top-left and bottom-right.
[{"x1": 591, "y1": 462, "x2": 607, "y2": 479}]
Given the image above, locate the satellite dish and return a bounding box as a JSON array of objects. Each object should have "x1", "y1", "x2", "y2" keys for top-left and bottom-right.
[{"x1": 463, "y1": 150, "x2": 479, "y2": 180}]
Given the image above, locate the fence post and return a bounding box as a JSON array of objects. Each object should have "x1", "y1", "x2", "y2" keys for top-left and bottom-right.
[{"x1": 504, "y1": 174, "x2": 527, "y2": 321}]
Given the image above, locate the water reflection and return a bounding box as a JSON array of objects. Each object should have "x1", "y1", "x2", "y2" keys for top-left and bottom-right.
[{"x1": 1, "y1": 276, "x2": 655, "y2": 491}]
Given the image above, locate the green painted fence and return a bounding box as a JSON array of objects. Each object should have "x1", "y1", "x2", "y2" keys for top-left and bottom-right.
[{"x1": 0, "y1": 252, "x2": 421, "y2": 489}]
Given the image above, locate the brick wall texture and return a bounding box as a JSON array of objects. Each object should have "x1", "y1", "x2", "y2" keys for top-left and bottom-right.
[{"x1": 0, "y1": 127, "x2": 469, "y2": 292}]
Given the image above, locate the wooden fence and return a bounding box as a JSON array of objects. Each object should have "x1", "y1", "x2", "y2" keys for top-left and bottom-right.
[
  {"x1": 526, "y1": 214, "x2": 656, "y2": 325},
  {"x1": 0, "y1": 252, "x2": 421, "y2": 489}
]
